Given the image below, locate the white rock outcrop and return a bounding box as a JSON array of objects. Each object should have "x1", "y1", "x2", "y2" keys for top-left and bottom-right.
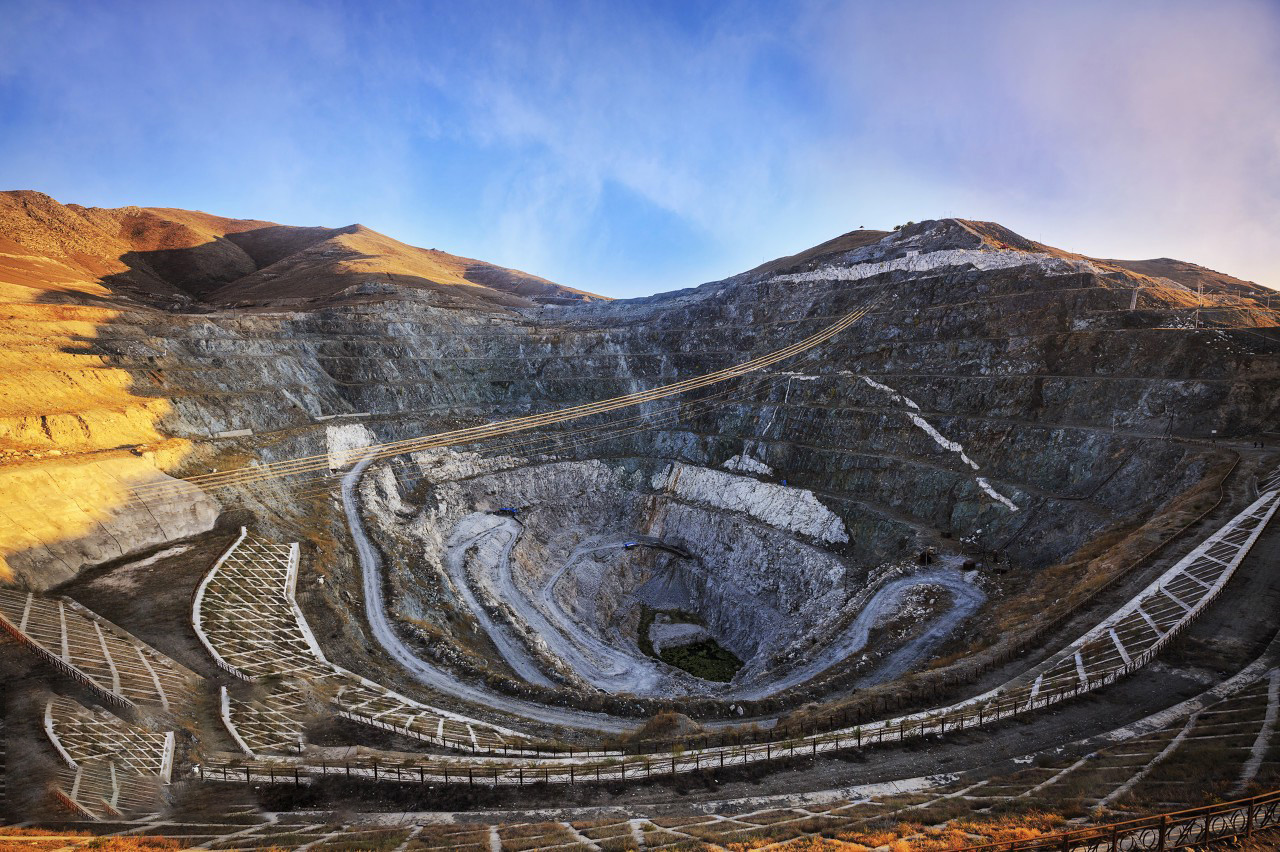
[
  {"x1": 721, "y1": 453, "x2": 773, "y2": 475},
  {"x1": 857, "y1": 375, "x2": 1020, "y2": 513},
  {"x1": 408, "y1": 447, "x2": 525, "y2": 485},
  {"x1": 651, "y1": 462, "x2": 848, "y2": 543},
  {"x1": 325, "y1": 423, "x2": 378, "y2": 471},
  {"x1": 772, "y1": 248, "x2": 1097, "y2": 285},
  {"x1": 649, "y1": 621, "x2": 711, "y2": 654}
]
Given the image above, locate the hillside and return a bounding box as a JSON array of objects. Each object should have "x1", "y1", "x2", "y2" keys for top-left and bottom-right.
[
  {"x1": 0, "y1": 190, "x2": 602, "y2": 309},
  {"x1": 1, "y1": 202, "x2": 1279, "y2": 846},
  {"x1": 1099, "y1": 256, "x2": 1274, "y2": 299},
  {"x1": 0, "y1": 206, "x2": 1273, "y2": 598}
]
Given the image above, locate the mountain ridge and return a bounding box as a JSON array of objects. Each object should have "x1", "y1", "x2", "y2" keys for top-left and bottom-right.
[
  {"x1": 1, "y1": 191, "x2": 1274, "y2": 317},
  {"x1": 0, "y1": 190, "x2": 604, "y2": 310}
]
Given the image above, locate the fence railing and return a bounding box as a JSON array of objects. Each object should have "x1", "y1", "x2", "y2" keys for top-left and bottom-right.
[
  {"x1": 0, "y1": 597, "x2": 135, "y2": 710},
  {"x1": 194, "y1": 489, "x2": 1280, "y2": 786},
  {"x1": 963, "y1": 788, "x2": 1280, "y2": 850}
]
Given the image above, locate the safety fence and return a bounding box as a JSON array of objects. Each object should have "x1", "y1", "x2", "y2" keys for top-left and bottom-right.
[
  {"x1": 194, "y1": 528, "x2": 525, "y2": 754},
  {"x1": 193, "y1": 489, "x2": 1280, "y2": 784},
  {"x1": 44, "y1": 696, "x2": 171, "y2": 821},
  {"x1": 963, "y1": 788, "x2": 1280, "y2": 850}
]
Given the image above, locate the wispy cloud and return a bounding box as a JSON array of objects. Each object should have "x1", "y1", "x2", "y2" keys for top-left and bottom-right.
[
  {"x1": 802, "y1": 0, "x2": 1280, "y2": 283},
  {"x1": 0, "y1": 0, "x2": 1276, "y2": 295}
]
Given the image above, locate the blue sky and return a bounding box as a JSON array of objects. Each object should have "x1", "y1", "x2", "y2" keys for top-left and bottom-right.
[{"x1": 2, "y1": 0, "x2": 1278, "y2": 297}]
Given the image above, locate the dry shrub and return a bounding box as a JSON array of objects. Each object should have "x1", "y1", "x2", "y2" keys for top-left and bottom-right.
[
  {"x1": 951, "y1": 809, "x2": 1066, "y2": 842},
  {"x1": 838, "y1": 828, "x2": 898, "y2": 846},
  {"x1": 0, "y1": 829, "x2": 191, "y2": 851},
  {"x1": 895, "y1": 827, "x2": 975, "y2": 851},
  {"x1": 727, "y1": 838, "x2": 871, "y2": 851}
]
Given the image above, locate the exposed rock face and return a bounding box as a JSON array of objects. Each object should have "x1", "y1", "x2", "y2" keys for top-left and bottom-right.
[
  {"x1": 651, "y1": 461, "x2": 849, "y2": 543},
  {"x1": 0, "y1": 195, "x2": 1276, "y2": 698},
  {"x1": 722, "y1": 453, "x2": 773, "y2": 475},
  {"x1": 361, "y1": 453, "x2": 908, "y2": 698},
  {"x1": 649, "y1": 620, "x2": 711, "y2": 654}
]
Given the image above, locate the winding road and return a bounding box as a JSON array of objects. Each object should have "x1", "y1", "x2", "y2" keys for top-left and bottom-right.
[
  {"x1": 443, "y1": 514, "x2": 557, "y2": 688},
  {"x1": 342, "y1": 454, "x2": 636, "y2": 734},
  {"x1": 344, "y1": 454, "x2": 988, "y2": 728},
  {"x1": 732, "y1": 567, "x2": 986, "y2": 700}
]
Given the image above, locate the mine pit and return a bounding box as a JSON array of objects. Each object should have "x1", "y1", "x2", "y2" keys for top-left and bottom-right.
[
  {"x1": 3, "y1": 193, "x2": 1276, "y2": 839},
  {"x1": 361, "y1": 451, "x2": 989, "y2": 703}
]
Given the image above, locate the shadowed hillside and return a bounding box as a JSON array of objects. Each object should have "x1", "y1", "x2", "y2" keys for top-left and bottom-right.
[{"x1": 0, "y1": 190, "x2": 603, "y2": 309}]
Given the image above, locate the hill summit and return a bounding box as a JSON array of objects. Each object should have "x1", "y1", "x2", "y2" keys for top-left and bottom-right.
[{"x1": 0, "y1": 190, "x2": 604, "y2": 310}]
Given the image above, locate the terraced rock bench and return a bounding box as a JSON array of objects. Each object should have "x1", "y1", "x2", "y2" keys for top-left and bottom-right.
[{"x1": 193, "y1": 482, "x2": 1280, "y2": 786}]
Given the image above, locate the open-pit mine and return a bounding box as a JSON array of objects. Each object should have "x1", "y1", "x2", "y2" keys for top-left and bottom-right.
[{"x1": 2, "y1": 190, "x2": 1279, "y2": 850}]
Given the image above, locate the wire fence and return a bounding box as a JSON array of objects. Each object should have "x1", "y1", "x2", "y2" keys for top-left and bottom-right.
[
  {"x1": 962, "y1": 788, "x2": 1280, "y2": 851},
  {"x1": 193, "y1": 488, "x2": 1278, "y2": 784}
]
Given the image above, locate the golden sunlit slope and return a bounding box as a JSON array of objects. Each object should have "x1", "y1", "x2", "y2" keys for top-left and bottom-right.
[
  {"x1": 0, "y1": 298, "x2": 219, "y2": 587},
  {"x1": 0, "y1": 190, "x2": 603, "y2": 308},
  {"x1": 1099, "y1": 256, "x2": 1275, "y2": 299},
  {"x1": 0, "y1": 193, "x2": 230, "y2": 585},
  {"x1": 208, "y1": 223, "x2": 605, "y2": 308},
  {"x1": 0, "y1": 190, "x2": 272, "y2": 303}
]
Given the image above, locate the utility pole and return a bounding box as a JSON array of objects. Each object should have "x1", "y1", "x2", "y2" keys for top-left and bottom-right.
[{"x1": 1195, "y1": 282, "x2": 1203, "y2": 329}]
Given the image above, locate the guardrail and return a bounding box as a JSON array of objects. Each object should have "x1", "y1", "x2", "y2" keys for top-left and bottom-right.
[
  {"x1": 0, "y1": 594, "x2": 135, "y2": 709},
  {"x1": 195, "y1": 489, "x2": 1280, "y2": 785},
  {"x1": 963, "y1": 789, "x2": 1280, "y2": 850}
]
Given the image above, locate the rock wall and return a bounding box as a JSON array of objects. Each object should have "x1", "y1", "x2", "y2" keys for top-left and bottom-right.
[{"x1": 2, "y1": 221, "x2": 1276, "y2": 597}]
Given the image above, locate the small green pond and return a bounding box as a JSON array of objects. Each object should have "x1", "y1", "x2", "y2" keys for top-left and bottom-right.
[
  {"x1": 659, "y1": 640, "x2": 742, "y2": 682},
  {"x1": 638, "y1": 605, "x2": 743, "y2": 682}
]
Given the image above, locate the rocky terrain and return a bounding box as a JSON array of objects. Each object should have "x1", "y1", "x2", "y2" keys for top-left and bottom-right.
[
  {"x1": 2, "y1": 190, "x2": 1280, "y2": 849},
  {"x1": 0, "y1": 190, "x2": 1277, "y2": 710}
]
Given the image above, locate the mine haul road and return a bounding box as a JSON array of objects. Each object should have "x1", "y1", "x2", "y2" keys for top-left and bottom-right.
[
  {"x1": 344, "y1": 455, "x2": 637, "y2": 734},
  {"x1": 345, "y1": 453, "x2": 996, "y2": 730}
]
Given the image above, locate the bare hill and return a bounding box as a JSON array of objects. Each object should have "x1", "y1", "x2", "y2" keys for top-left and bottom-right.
[
  {"x1": 207, "y1": 223, "x2": 600, "y2": 308},
  {"x1": 1098, "y1": 256, "x2": 1273, "y2": 300},
  {"x1": 0, "y1": 190, "x2": 603, "y2": 310}
]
